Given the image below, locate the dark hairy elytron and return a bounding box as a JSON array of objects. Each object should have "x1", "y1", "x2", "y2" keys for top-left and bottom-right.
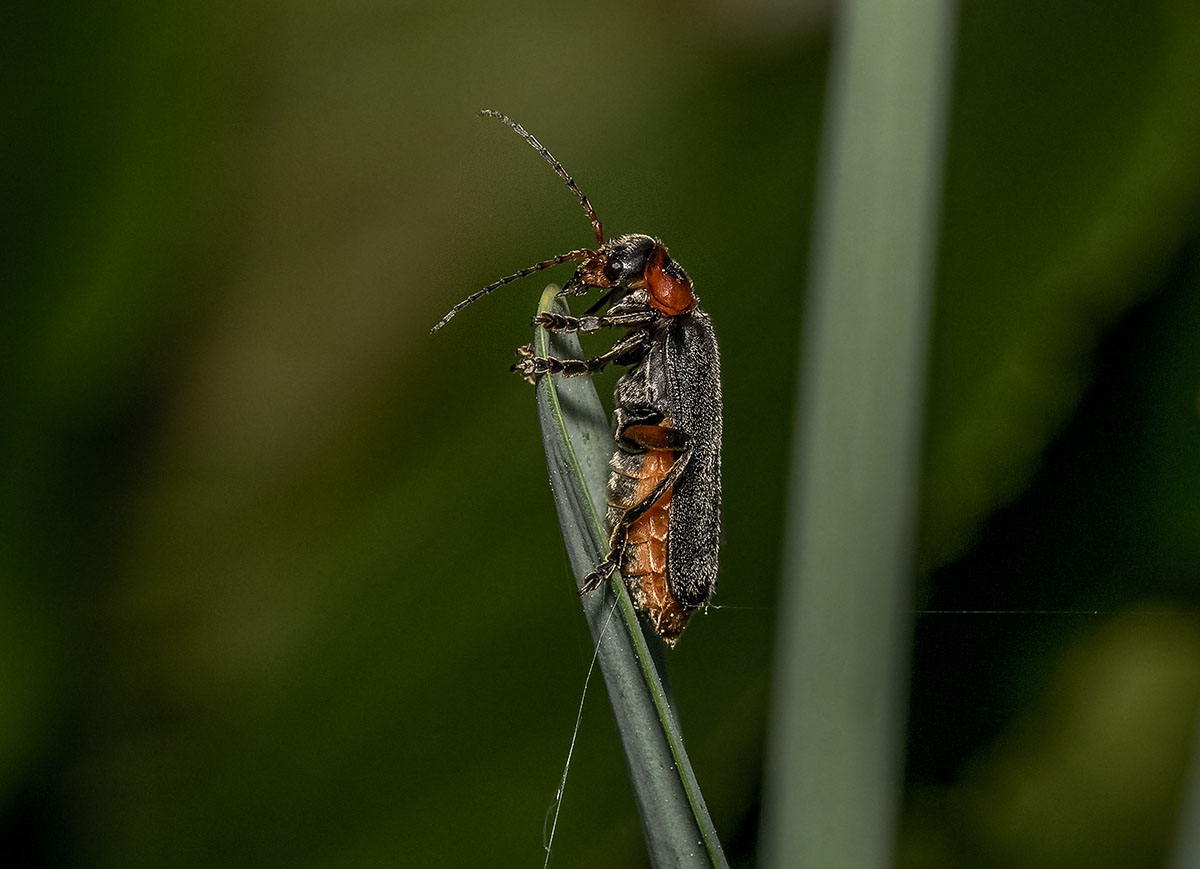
[{"x1": 432, "y1": 110, "x2": 721, "y2": 645}]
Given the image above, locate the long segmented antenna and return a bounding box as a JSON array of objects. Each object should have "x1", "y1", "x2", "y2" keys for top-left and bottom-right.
[
  {"x1": 431, "y1": 111, "x2": 609, "y2": 333},
  {"x1": 429, "y1": 249, "x2": 592, "y2": 332},
  {"x1": 480, "y1": 108, "x2": 604, "y2": 245}
]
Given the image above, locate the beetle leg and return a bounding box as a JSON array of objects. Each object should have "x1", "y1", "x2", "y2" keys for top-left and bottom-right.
[
  {"x1": 532, "y1": 309, "x2": 659, "y2": 333},
  {"x1": 577, "y1": 526, "x2": 625, "y2": 594},
  {"x1": 511, "y1": 330, "x2": 649, "y2": 382},
  {"x1": 579, "y1": 441, "x2": 692, "y2": 595}
]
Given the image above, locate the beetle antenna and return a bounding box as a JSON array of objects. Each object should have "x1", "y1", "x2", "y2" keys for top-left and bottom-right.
[
  {"x1": 430, "y1": 249, "x2": 593, "y2": 332},
  {"x1": 480, "y1": 109, "x2": 604, "y2": 245}
]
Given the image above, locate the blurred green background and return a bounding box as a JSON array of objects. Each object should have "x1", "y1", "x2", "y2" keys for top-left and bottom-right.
[{"x1": 4, "y1": 1, "x2": 1200, "y2": 866}]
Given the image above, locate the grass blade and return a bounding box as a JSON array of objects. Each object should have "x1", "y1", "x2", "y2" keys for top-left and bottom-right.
[{"x1": 531, "y1": 284, "x2": 727, "y2": 868}]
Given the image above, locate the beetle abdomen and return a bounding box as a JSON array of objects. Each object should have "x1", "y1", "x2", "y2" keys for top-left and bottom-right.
[{"x1": 608, "y1": 446, "x2": 691, "y2": 644}]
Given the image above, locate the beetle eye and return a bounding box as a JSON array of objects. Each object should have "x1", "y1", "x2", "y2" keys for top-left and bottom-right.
[{"x1": 603, "y1": 260, "x2": 623, "y2": 283}]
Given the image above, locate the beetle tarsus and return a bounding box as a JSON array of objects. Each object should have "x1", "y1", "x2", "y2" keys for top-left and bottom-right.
[
  {"x1": 579, "y1": 560, "x2": 617, "y2": 595},
  {"x1": 511, "y1": 343, "x2": 540, "y2": 385}
]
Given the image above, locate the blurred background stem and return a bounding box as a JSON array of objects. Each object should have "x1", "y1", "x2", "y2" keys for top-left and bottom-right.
[{"x1": 762, "y1": 2, "x2": 957, "y2": 866}]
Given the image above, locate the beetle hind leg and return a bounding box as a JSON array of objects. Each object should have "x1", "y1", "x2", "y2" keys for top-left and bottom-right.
[
  {"x1": 578, "y1": 524, "x2": 628, "y2": 595},
  {"x1": 579, "y1": 442, "x2": 691, "y2": 595}
]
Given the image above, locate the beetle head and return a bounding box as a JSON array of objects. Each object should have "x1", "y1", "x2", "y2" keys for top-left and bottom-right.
[{"x1": 565, "y1": 233, "x2": 695, "y2": 317}]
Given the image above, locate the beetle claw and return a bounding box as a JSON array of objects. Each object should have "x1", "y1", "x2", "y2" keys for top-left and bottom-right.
[
  {"x1": 578, "y1": 561, "x2": 616, "y2": 596},
  {"x1": 511, "y1": 343, "x2": 540, "y2": 384}
]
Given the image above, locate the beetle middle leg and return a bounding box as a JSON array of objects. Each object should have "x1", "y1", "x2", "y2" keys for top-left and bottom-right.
[{"x1": 511, "y1": 329, "x2": 648, "y2": 382}]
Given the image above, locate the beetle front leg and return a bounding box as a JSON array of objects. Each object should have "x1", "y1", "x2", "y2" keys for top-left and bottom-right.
[{"x1": 533, "y1": 309, "x2": 659, "y2": 333}]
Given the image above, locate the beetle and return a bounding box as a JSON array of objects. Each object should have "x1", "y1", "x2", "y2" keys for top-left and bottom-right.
[{"x1": 432, "y1": 110, "x2": 721, "y2": 645}]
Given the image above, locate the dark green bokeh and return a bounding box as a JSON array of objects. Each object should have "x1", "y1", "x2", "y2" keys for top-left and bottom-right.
[{"x1": 3, "y1": 1, "x2": 1199, "y2": 866}]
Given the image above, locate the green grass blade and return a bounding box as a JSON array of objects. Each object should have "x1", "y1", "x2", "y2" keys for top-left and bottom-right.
[
  {"x1": 762, "y1": 2, "x2": 957, "y2": 867},
  {"x1": 532, "y1": 284, "x2": 727, "y2": 868}
]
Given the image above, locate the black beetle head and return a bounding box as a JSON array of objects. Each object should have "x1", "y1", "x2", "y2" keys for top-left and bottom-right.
[
  {"x1": 563, "y1": 233, "x2": 658, "y2": 297},
  {"x1": 562, "y1": 233, "x2": 695, "y2": 317},
  {"x1": 599, "y1": 234, "x2": 658, "y2": 287}
]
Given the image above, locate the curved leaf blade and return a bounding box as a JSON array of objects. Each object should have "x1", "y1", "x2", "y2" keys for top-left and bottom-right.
[{"x1": 531, "y1": 284, "x2": 727, "y2": 868}]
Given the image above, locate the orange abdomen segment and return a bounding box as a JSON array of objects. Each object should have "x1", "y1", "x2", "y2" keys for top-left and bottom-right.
[{"x1": 619, "y1": 448, "x2": 690, "y2": 645}]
